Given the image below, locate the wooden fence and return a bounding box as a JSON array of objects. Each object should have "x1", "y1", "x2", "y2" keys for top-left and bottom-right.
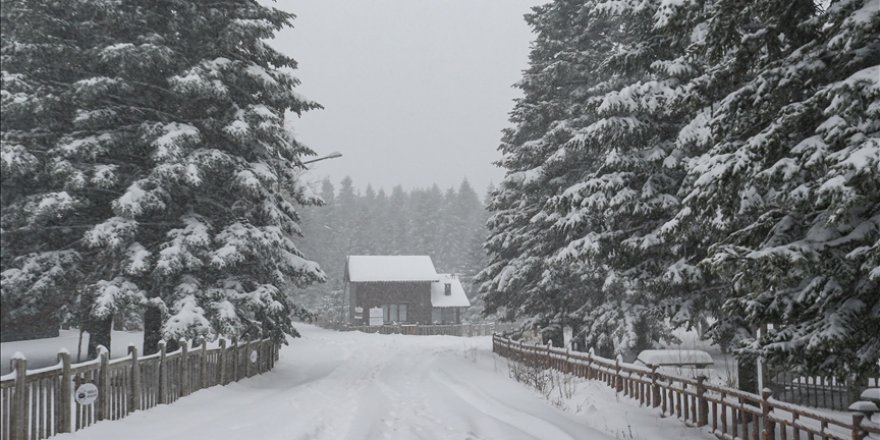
[
  {"x1": 493, "y1": 336, "x2": 880, "y2": 440},
  {"x1": 325, "y1": 322, "x2": 517, "y2": 336},
  {"x1": 0, "y1": 336, "x2": 278, "y2": 440}
]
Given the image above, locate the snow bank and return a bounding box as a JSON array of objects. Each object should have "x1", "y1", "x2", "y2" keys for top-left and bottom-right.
[{"x1": 0, "y1": 329, "x2": 144, "y2": 374}]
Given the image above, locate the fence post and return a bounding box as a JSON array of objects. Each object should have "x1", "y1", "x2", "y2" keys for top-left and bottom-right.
[
  {"x1": 697, "y1": 375, "x2": 708, "y2": 427},
  {"x1": 180, "y1": 339, "x2": 189, "y2": 396},
  {"x1": 852, "y1": 414, "x2": 864, "y2": 440},
  {"x1": 264, "y1": 339, "x2": 271, "y2": 372},
  {"x1": 651, "y1": 366, "x2": 661, "y2": 408},
  {"x1": 761, "y1": 388, "x2": 774, "y2": 440},
  {"x1": 158, "y1": 341, "x2": 167, "y2": 404},
  {"x1": 262, "y1": 339, "x2": 268, "y2": 372},
  {"x1": 199, "y1": 338, "x2": 207, "y2": 389},
  {"x1": 587, "y1": 348, "x2": 594, "y2": 379},
  {"x1": 268, "y1": 339, "x2": 275, "y2": 370},
  {"x1": 58, "y1": 351, "x2": 72, "y2": 433},
  {"x1": 218, "y1": 339, "x2": 227, "y2": 385},
  {"x1": 11, "y1": 356, "x2": 27, "y2": 440},
  {"x1": 615, "y1": 355, "x2": 623, "y2": 392},
  {"x1": 232, "y1": 336, "x2": 239, "y2": 381},
  {"x1": 128, "y1": 345, "x2": 141, "y2": 412},
  {"x1": 565, "y1": 348, "x2": 570, "y2": 374},
  {"x1": 257, "y1": 339, "x2": 264, "y2": 373},
  {"x1": 245, "y1": 338, "x2": 252, "y2": 378},
  {"x1": 97, "y1": 348, "x2": 109, "y2": 421},
  {"x1": 546, "y1": 342, "x2": 552, "y2": 369},
  {"x1": 267, "y1": 339, "x2": 273, "y2": 371}
]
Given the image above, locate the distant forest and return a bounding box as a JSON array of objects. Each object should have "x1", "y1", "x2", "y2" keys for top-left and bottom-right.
[{"x1": 294, "y1": 177, "x2": 491, "y2": 321}]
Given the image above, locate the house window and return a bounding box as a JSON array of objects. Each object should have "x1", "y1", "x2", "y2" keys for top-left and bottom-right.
[
  {"x1": 441, "y1": 308, "x2": 456, "y2": 323},
  {"x1": 382, "y1": 304, "x2": 408, "y2": 323},
  {"x1": 433, "y1": 308, "x2": 457, "y2": 324},
  {"x1": 444, "y1": 283, "x2": 451, "y2": 296}
]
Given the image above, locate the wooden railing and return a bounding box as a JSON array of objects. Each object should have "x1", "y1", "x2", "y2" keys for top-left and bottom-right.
[
  {"x1": 493, "y1": 335, "x2": 880, "y2": 440},
  {"x1": 0, "y1": 336, "x2": 278, "y2": 440},
  {"x1": 324, "y1": 322, "x2": 517, "y2": 336}
]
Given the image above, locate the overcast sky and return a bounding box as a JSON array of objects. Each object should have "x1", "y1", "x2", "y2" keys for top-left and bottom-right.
[{"x1": 270, "y1": 0, "x2": 543, "y2": 194}]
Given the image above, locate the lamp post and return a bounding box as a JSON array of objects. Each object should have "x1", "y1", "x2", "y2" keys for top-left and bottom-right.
[{"x1": 301, "y1": 151, "x2": 342, "y2": 167}]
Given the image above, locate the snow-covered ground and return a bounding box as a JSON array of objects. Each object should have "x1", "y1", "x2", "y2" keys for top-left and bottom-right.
[
  {"x1": 54, "y1": 324, "x2": 711, "y2": 440},
  {"x1": 0, "y1": 329, "x2": 143, "y2": 374}
]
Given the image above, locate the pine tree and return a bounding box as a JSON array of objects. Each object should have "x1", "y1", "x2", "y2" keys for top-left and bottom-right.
[
  {"x1": 479, "y1": 0, "x2": 594, "y2": 340},
  {"x1": 1, "y1": 0, "x2": 148, "y2": 354},
  {"x1": 480, "y1": 0, "x2": 878, "y2": 379},
  {"x1": 2, "y1": 0, "x2": 325, "y2": 355},
  {"x1": 336, "y1": 176, "x2": 359, "y2": 257},
  {"x1": 387, "y1": 185, "x2": 411, "y2": 254},
  {"x1": 530, "y1": 0, "x2": 710, "y2": 354},
  {"x1": 677, "y1": 0, "x2": 880, "y2": 379}
]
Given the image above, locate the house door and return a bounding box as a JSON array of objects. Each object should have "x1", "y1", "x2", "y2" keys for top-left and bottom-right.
[{"x1": 368, "y1": 307, "x2": 384, "y2": 326}]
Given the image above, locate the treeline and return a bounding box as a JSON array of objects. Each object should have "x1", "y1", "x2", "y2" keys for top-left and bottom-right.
[
  {"x1": 294, "y1": 177, "x2": 490, "y2": 319},
  {"x1": 479, "y1": 0, "x2": 879, "y2": 383}
]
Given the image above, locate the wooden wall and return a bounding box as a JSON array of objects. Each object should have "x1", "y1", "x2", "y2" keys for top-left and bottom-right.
[{"x1": 347, "y1": 282, "x2": 432, "y2": 325}]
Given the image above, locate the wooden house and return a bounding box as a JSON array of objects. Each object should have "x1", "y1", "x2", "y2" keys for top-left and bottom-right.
[
  {"x1": 344, "y1": 256, "x2": 471, "y2": 325},
  {"x1": 430, "y1": 274, "x2": 471, "y2": 324}
]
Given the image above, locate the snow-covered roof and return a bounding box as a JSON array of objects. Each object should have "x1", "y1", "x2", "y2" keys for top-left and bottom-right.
[
  {"x1": 430, "y1": 274, "x2": 471, "y2": 308},
  {"x1": 346, "y1": 256, "x2": 439, "y2": 282},
  {"x1": 635, "y1": 350, "x2": 714, "y2": 368}
]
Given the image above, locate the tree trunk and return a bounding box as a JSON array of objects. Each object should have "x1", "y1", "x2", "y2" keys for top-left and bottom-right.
[
  {"x1": 142, "y1": 303, "x2": 163, "y2": 355},
  {"x1": 847, "y1": 373, "x2": 868, "y2": 405},
  {"x1": 738, "y1": 355, "x2": 758, "y2": 393},
  {"x1": 543, "y1": 326, "x2": 564, "y2": 348},
  {"x1": 86, "y1": 315, "x2": 112, "y2": 359}
]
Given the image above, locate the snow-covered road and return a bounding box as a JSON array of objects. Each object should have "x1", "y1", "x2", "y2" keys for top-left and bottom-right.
[{"x1": 57, "y1": 325, "x2": 710, "y2": 440}]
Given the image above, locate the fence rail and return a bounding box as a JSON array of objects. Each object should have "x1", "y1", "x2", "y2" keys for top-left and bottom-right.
[
  {"x1": 0, "y1": 336, "x2": 278, "y2": 440},
  {"x1": 323, "y1": 322, "x2": 518, "y2": 336},
  {"x1": 492, "y1": 335, "x2": 880, "y2": 440}
]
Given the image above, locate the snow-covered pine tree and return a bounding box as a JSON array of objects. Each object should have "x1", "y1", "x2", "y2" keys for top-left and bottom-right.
[
  {"x1": 452, "y1": 180, "x2": 487, "y2": 277},
  {"x1": 678, "y1": 0, "x2": 880, "y2": 379},
  {"x1": 1, "y1": 0, "x2": 149, "y2": 354},
  {"x1": 335, "y1": 176, "x2": 359, "y2": 257},
  {"x1": 479, "y1": 0, "x2": 609, "y2": 345},
  {"x1": 532, "y1": 0, "x2": 710, "y2": 356},
  {"x1": 387, "y1": 185, "x2": 411, "y2": 254},
  {"x1": 3, "y1": 0, "x2": 325, "y2": 355},
  {"x1": 409, "y1": 185, "x2": 445, "y2": 258}
]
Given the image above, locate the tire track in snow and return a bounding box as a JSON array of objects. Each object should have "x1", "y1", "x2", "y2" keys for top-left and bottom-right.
[{"x1": 430, "y1": 369, "x2": 582, "y2": 440}]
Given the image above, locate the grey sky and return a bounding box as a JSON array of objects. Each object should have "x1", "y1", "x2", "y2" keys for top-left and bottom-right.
[{"x1": 271, "y1": 0, "x2": 542, "y2": 194}]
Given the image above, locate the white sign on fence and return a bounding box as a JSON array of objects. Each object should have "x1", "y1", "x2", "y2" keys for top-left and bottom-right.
[
  {"x1": 75, "y1": 383, "x2": 98, "y2": 406},
  {"x1": 368, "y1": 307, "x2": 384, "y2": 327},
  {"x1": 250, "y1": 349, "x2": 258, "y2": 363}
]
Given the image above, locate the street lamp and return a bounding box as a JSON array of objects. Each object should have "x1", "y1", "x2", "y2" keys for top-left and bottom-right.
[{"x1": 301, "y1": 151, "x2": 342, "y2": 166}]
